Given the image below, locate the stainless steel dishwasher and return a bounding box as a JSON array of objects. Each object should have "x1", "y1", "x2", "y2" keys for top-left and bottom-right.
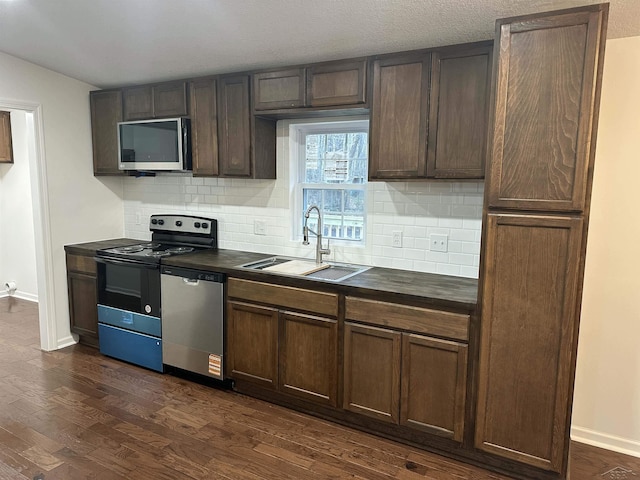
[{"x1": 161, "y1": 266, "x2": 225, "y2": 379}]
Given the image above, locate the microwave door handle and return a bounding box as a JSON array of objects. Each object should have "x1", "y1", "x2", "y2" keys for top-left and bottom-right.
[{"x1": 94, "y1": 257, "x2": 160, "y2": 270}]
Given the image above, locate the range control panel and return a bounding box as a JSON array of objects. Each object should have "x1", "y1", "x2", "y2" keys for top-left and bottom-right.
[{"x1": 149, "y1": 214, "x2": 216, "y2": 236}]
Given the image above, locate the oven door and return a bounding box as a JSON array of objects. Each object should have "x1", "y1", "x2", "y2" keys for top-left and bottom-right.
[{"x1": 95, "y1": 257, "x2": 161, "y2": 318}]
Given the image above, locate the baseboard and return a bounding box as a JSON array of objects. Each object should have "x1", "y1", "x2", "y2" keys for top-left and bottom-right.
[
  {"x1": 14, "y1": 291, "x2": 39, "y2": 303},
  {"x1": 0, "y1": 291, "x2": 38, "y2": 302},
  {"x1": 572, "y1": 425, "x2": 640, "y2": 458},
  {"x1": 57, "y1": 335, "x2": 77, "y2": 350}
]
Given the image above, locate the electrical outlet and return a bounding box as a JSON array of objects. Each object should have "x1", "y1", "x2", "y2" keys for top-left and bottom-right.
[
  {"x1": 254, "y1": 220, "x2": 267, "y2": 236},
  {"x1": 392, "y1": 231, "x2": 403, "y2": 248},
  {"x1": 135, "y1": 213, "x2": 142, "y2": 225},
  {"x1": 430, "y1": 233, "x2": 448, "y2": 252}
]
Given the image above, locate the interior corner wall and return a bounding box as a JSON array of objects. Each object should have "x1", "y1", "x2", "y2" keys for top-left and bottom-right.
[
  {"x1": 572, "y1": 35, "x2": 640, "y2": 457},
  {"x1": 0, "y1": 51, "x2": 125, "y2": 348},
  {"x1": 0, "y1": 110, "x2": 38, "y2": 300}
]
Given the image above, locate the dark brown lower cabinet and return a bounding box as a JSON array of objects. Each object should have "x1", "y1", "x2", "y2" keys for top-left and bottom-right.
[
  {"x1": 226, "y1": 301, "x2": 279, "y2": 388},
  {"x1": 279, "y1": 311, "x2": 338, "y2": 406},
  {"x1": 344, "y1": 321, "x2": 468, "y2": 441},
  {"x1": 400, "y1": 334, "x2": 467, "y2": 442},
  {"x1": 226, "y1": 280, "x2": 339, "y2": 405},
  {"x1": 475, "y1": 213, "x2": 584, "y2": 472},
  {"x1": 343, "y1": 322, "x2": 401, "y2": 423},
  {"x1": 66, "y1": 253, "x2": 99, "y2": 347}
]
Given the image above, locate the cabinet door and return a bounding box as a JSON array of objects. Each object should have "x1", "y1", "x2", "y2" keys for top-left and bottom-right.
[
  {"x1": 487, "y1": 9, "x2": 606, "y2": 212},
  {"x1": 123, "y1": 86, "x2": 153, "y2": 120},
  {"x1": 190, "y1": 78, "x2": 219, "y2": 176},
  {"x1": 90, "y1": 90, "x2": 123, "y2": 175},
  {"x1": 218, "y1": 75, "x2": 251, "y2": 177},
  {"x1": 400, "y1": 334, "x2": 467, "y2": 442},
  {"x1": 0, "y1": 111, "x2": 13, "y2": 163},
  {"x1": 427, "y1": 46, "x2": 491, "y2": 179},
  {"x1": 253, "y1": 69, "x2": 305, "y2": 110},
  {"x1": 153, "y1": 81, "x2": 188, "y2": 118},
  {"x1": 279, "y1": 311, "x2": 338, "y2": 406},
  {"x1": 343, "y1": 322, "x2": 401, "y2": 423},
  {"x1": 475, "y1": 213, "x2": 583, "y2": 472},
  {"x1": 369, "y1": 54, "x2": 430, "y2": 179},
  {"x1": 226, "y1": 301, "x2": 279, "y2": 388},
  {"x1": 306, "y1": 59, "x2": 367, "y2": 107},
  {"x1": 67, "y1": 272, "x2": 98, "y2": 347}
]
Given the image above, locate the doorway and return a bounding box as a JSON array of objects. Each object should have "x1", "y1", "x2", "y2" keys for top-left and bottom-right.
[{"x1": 0, "y1": 99, "x2": 55, "y2": 351}]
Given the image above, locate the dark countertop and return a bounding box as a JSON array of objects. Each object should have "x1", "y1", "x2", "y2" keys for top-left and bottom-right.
[{"x1": 65, "y1": 239, "x2": 478, "y2": 312}]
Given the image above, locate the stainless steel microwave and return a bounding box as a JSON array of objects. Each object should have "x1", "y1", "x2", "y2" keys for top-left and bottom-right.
[{"x1": 117, "y1": 117, "x2": 191, "y2": 171}]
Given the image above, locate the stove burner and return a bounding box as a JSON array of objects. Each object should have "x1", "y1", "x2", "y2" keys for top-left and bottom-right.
[
  {"x1": 166, "y1": 247, "x2": 195, "y2": 254},
  {"x1": 141, "y1": 242, "x2": 161, "y2": 248},
  {"x1": 115, "y1": 245, "x2": 145, "y2": 254},
  {"x1": 145, "y1": 251, "x2": 171, "y2": 258}
]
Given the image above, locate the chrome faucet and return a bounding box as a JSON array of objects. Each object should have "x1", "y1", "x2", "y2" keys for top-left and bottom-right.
[{"x1": 303, "y1": 205, "x2": 330, "y2": 264}]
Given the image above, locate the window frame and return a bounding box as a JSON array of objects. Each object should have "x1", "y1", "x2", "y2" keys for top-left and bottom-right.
[{"x1": 290, "y1": 118, "x2": 369, "y2": 245}]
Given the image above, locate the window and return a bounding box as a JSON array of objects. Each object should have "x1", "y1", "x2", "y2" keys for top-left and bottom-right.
[{"x1": 292, "y1": 119, "x2": 368, "y2": 243}]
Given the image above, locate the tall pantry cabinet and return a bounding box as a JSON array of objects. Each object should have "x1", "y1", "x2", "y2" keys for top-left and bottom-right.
[{"x1": 475, "y1": 4, "x2": 608, "y2": 478}]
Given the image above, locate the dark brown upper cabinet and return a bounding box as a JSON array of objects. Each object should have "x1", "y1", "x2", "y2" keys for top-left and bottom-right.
[
  {"x1": 427, "y1": 45, "x2": 492, "y2": 179},
  {"x1": 0, "y1": 111, "x2": 13, "y2": 164},
  {"x1": 486, "y1": 8, "x2": 606, "y2": 212},
  {"x1": 90, "y1": 90, "x2": 124, "y2": 175},
  {"x1": 189, "y1": 78, "x2": 219, "y2": 176},
  {"x1": 253, "y1": 68, "x2": 306, "y2": 110},
  {"x1": 251, "y1": 59, "x2": 368, "y2": 113},
  {"x1": 307, "y1": 59, "x2": 367, "y2": 107},
  {"x1": 218, "y1": 75, "x2": 276, "y2": 178},
  {"x1": 369, "y1": 53, "x2": 431, "y2": 180},
  {"x1": 123, "y1": 81, "x2": 188, "y2": 121}
]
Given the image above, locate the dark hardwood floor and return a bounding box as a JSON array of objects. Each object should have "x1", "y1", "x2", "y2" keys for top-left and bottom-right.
[{"x1": 1, "y1": 297, "x2": 639, "y2": 479}]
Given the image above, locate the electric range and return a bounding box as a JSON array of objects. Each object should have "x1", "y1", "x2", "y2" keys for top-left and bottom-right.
[{"x1": 94, "y1": 214, "x2": 218, "y2": 372}]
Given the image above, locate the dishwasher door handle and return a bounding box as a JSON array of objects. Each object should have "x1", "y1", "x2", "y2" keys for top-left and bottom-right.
[{"x1": 183, "y1": 278, "x2": 200, "y2": 286}]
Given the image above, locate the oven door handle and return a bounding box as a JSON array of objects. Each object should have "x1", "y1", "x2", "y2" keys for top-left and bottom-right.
[{"x1": 94, "y1": 257, "x2": 160, "y2": 270}]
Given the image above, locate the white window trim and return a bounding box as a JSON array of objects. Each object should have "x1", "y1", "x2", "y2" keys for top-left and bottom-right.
[{"x1": 289, "y1": 118, "x2": 369, "y2": 246}]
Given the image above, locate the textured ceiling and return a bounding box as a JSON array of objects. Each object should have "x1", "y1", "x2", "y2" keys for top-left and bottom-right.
[{"x1": 0, "y1": 0, "x2": 637, "y2": 89}]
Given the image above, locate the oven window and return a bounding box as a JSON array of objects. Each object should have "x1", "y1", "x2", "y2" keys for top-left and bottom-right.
[{"x1": 105, "y1": 264, "x2": 141, "y2": 298}]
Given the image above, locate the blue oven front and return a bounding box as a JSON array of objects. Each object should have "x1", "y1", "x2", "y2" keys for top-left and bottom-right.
[
  {"x1": 97, "y1": 306, "x2": 163, "y2": 372},
  {"x1": 95, "y1": 256, "x2": 163, "y2": 372}
]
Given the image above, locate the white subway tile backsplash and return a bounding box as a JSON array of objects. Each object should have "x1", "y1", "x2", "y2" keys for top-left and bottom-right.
[{"x1": 123, "y1": 168, "x2": 483, "y2": 279}]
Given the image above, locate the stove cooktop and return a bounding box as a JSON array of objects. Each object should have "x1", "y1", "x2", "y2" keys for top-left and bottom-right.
[
  {"x1": 96, "y1": 214, "x2": 218, "y2": 264},
  {"x1": 102, "y1": 242, "x2": 199, "y2": 259}
]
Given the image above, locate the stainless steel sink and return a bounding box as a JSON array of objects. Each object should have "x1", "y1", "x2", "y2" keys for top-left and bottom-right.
[
  {"x1": 238, "y1": 256, "x2": 292, "y2": 271},
  {"x1": 237, "y1": 257, "x2": 370, "y2": 282},
  {"x1": 304, "y1": 264, "x2": 369, "y2": 282}
]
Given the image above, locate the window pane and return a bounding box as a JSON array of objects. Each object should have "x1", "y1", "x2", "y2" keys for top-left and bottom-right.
[
  {"x1": 303, "y1": 131, "x2": 368, "y2": 185},
  {"x1": 324, "y1": 190, "x2": 342, "y2": 214},
  {"x1": 303, "y1": 189, "x2": 323, "y2": 210},
  {"x1": 344, "y1": 190, "x2": 364, "y2": 213}
]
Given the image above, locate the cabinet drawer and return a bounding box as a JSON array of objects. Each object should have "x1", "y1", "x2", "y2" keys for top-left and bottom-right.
[
  {"x1": 66, "y1": 254, "x2": 97, "y2": 275},
  {"x1": 228, "y1": 278, "x2": 338, "y2": 317},
  {"x1": 345, "y1": 297, "x2": 469, "y2": 341}
]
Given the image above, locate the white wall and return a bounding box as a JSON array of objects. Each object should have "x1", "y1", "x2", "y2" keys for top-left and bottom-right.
[
  {"x1": 0, "y1": 51, "x2": 125, "y2": 348},
  {"x1": 123, "y1": 121, "x2": 484, "y2": 278},
  {"x1": 572, "y1": 36, "x2": 640, "y2": 457},
  {"x1": 0, "y1": 110, "x2": 38, "y2": 301}
]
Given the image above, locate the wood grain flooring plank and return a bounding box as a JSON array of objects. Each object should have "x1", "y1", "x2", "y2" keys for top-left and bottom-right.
[{"x1": 0, "y1": 461, "x2": 30, "y2": 480}]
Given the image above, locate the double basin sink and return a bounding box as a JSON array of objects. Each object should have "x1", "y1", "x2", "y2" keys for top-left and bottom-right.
[{"x1": 237, "y1": 256, "x2": 370, "y2": 282}]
